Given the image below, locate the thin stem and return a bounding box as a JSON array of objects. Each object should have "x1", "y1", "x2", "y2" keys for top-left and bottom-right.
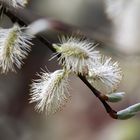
[
  {"x1": 1, "y1": 2, "x2": 118, "y2": 119},
  {"x1": 79, "y1": 75, "x2": 117, "y2": 119}
]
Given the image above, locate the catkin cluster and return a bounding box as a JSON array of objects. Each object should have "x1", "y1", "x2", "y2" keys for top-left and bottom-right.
[
  {"x1": 30, "y1": 36, "x2": 123, "y2": 116},
  {"x1": 3, "y1": 0, "x2": 139, "y2": 120}
]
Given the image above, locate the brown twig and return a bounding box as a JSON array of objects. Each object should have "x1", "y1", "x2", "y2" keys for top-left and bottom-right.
[{"x1": 1, "y1": 1, "x2": 118, "y2": 119}]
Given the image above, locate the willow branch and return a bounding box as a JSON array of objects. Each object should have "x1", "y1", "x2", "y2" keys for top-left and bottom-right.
[{"x1": 1, "y1": 2, "x2": 118, "y2": 119}]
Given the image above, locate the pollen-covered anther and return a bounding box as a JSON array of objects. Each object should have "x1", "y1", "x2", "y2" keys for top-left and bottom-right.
[
  {"x1": 52, "y1": 36, "x2": 100, "y2": 75},
  {"x1": 30, "y1": 69, "x2": 71, "y2": 116},
  {"x1": 0, "y1": 24, "x2": 33, "y2": 73}
]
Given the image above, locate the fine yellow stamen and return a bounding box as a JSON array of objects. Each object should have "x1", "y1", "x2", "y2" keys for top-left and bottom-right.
[{"x1": 4, "y1": 26, "x2": 18, "y2": 58}]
